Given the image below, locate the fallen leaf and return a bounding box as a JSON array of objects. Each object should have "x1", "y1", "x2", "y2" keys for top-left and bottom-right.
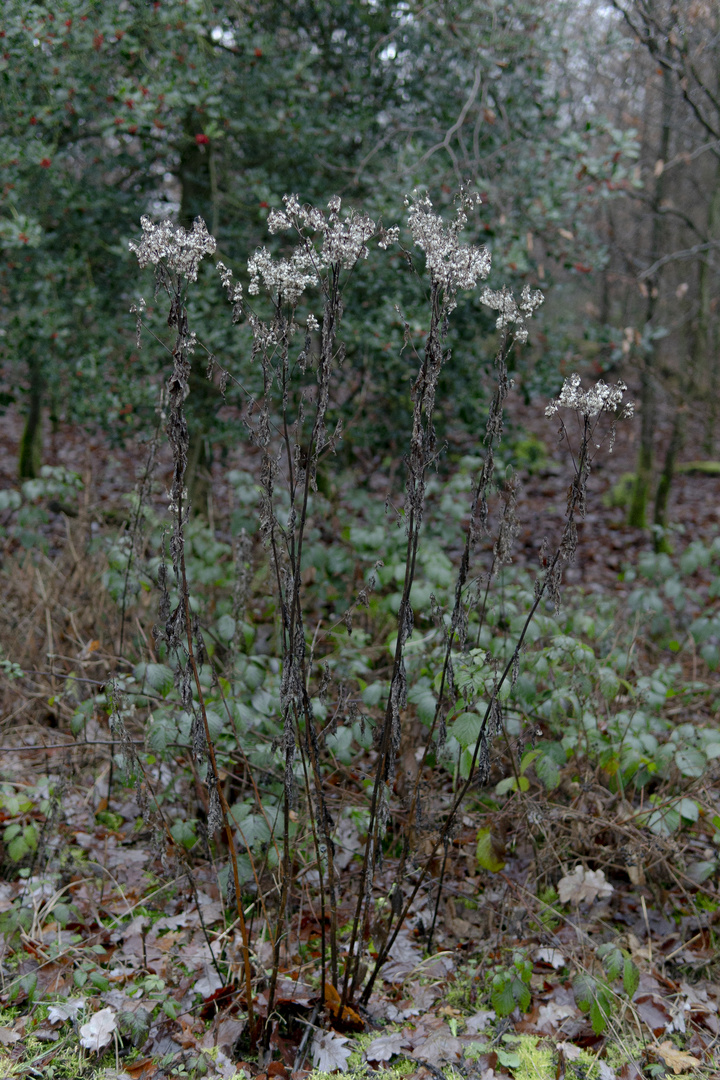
[
  {"x1": 656, "y1": 1040, "x2": 701, "y2": 1075},
  {"x1": 534, "y1": 947, "x2": 566, "y2": 968},
  {"x1": 79, "y1": 1007, "x2": 118, "y2": 1052},
  {"x1": 636, "y1": 996, "x2": 672, "y2": 1035},
  {"x1": 0, "y1": 1027, "x2": 21, "y2": 1046},
  {"x1": 411, "y1": 1027, "x2": 463, "y2": 1067},
  {"x1": 193, "y1": 969, "x2": 224, "y2": 999},
  {"x1": 556, "y1": 1041, "x2": 582, "y2": 1061},
  {"x1": 324, "y1": 982, "x2": 364, "y2": 1029},
  {"x1": 48, "y1": 998, "x2": 85, "y2": 1024},
  {"x1": 364, "y1": 1031, "x2": 408, "y2": 1061},
  {"x1": 465, "y1": 1010, "x2": 496, "y2": 1034},
  {"x1": 557, "y1": 866, "x2": 614, "y2": 905},
  {"x1": 536, "y1": 1002, "x2": 577, "y2": 1031},
  {"x1": 311, "y1": 1030, "x2": 352, "y2": 1073}
]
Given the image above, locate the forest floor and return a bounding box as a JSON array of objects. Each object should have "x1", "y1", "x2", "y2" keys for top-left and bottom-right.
[{"x1": 0, "y1": 384, "x2": 719, "y2": 1080}]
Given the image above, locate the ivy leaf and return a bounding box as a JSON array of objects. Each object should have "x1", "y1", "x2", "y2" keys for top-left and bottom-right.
[{"x1": 675, "y1": 748, "x2": 706, "y2": 778}]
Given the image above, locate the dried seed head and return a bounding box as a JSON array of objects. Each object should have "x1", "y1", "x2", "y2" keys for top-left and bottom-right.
[{"x1": 130, "y1": 216, "x2": 216, "y2": 282}]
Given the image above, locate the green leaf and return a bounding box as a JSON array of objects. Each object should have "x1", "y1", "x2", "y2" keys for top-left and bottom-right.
[
  {"x1": 90, "y1": 971, "x2": 110, "y2": 991},
  {"x1": 623, "y1": 956, "x2": 639, "y2": 999},
  {"x1": 51, "y1": 903, "x2": 71, "y2": 927},
  {"x1": 143, "y1": 663, "x2": 175, "y2": 697},
  {"x1": 678, "y1": 798, "x2": 699, "y2": 822},
  {"x1": 535, "y1": 754, "x2": 561, "y2": 790},
  {"x1": 19, "y1": 972, "x2": 37, "y2": 1003},
  {"x1": 205, "y1": 709, "x2": 225, "y2": 740},
  {"x1": 216, "y1": 614, "x2": 236, "y2": 642},
  {"x1": 597, "y1": 943, "x2": 622, "y2": 983},
  {"x1": 491, "y1": 975, "x2": 515, "y2": 1017},
  {"x1": 685, "y1": 860, "x2": 718, "y2": 884},
  {"x1": 451, "y1": 712, "x2": 483, "y2": 747},
  {"x1": 74, "y1": 970, "x2": 88, "y2": 988},
  {"x1": 8, "y1": 835, "x2": 29, "y2": 862},
  {"x1": 513, "y1": 978, "x2": 531, "y2": 1012},
  {"x1": 675, "y1": 748, "x2": 706, "y2": 778},
  {"x1": 573, "y1": 973, "x2": 595, "y2": 1011},
  {"x1": 589, "y1": 997, "x2": 608, "y2": 1035},
  {"x1": 519, "y1": 748, "x2": 541, "y2": 775},
  {"x1": 644, "y1": 806, "x2": 681, "y2": 836},
  {"x1": 476, "y1": 828, "x2": 505, "y2": 873},
  {"x1": 497, "y1": 1050, "x2": 521, "y2": 1068},
  {"x1": 170, "y1": 820, "x2": 198, "y2": 850},
  {"x1": 495, "y1": 776, "x2": 518, "y2": 795},
  {"x1": 361, "y1": 682, "x2": 384, "y2": 707}
]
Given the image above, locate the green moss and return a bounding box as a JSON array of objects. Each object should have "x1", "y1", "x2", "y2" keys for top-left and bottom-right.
[{"x1": 603, "y1": 472, "x2": 637, "y2": 510}]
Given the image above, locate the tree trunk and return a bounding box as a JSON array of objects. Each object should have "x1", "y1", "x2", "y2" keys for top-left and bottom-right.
[
  {"x1": 19, "y1": 353, "x2": 43, "y2": 479},
  {"x1": 628, "y1": 63, "x2": 674, "y2": 528},
  {"x1": 653, "y1": 404, "x2": 684, "y2": 552},
  {"x1": 700, "y1": 159, "x2": 720, "y2": 454}
]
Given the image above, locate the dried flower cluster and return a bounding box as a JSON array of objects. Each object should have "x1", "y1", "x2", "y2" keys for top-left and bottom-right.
[
  {"x1": 247, "y1": 246, "x2": 318, "y2": 304},
  {"x1": 480, "y1": 284, "x2": 544, "y2": 344},
  {"x1": 405, "y1": 190, "x2": 491, "y2": 295},
  {"x1": 129, "y1": 215, "x2": 216, "y2": 282},
  {"x1": 235, "y1": 194, "x2": 388, "y2": 307},
  {"x1": 545, "y1": 373, "x2": 635, "y2": 419}
]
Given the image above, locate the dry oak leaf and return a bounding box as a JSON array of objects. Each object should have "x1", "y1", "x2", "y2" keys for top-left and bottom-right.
[
  {"x1": 655, "y1": 1041, "x2": 701, "y2": 1076},
  {"x1": 79, "y1": 1007, "x2": 118, "y2": 1052},
  {"x1": 557, "y1": 865, "x2": 614, "y2": 906}
]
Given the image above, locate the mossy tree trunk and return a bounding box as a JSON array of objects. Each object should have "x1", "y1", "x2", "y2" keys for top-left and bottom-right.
[
  {"x1": 699, "y1": 160, "x2": 720, "y2": 454},
  {"x1": 653, "y1": 404, "x2": 684, "y2": 553},
  {"x1": 18, "y1": 352, "x2": 43, "y2": 479}
]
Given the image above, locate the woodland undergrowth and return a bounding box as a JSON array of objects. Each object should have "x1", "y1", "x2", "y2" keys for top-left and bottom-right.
[{"x1": 0, "y1": 192, "x2": 718, "y2": 1080}]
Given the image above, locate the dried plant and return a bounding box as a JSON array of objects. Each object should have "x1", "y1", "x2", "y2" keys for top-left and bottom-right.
[{"x1": 129, "y1": 189, "x2": 633, "y2": 1040}]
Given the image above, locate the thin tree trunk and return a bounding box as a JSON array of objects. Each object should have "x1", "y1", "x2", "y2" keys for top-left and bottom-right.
[
  {"x1": 700, "y1": 160, "x2": 720, "y2": 454},
  {"x1": 19, "y1": 353, "x2": 43, "y2": 479},
  {"x1": 653, "y1": 404, "x2": 684, "y2": 552},
  {"x1": 629, "y1": 63, "x2": 674, "y2": 528}
]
